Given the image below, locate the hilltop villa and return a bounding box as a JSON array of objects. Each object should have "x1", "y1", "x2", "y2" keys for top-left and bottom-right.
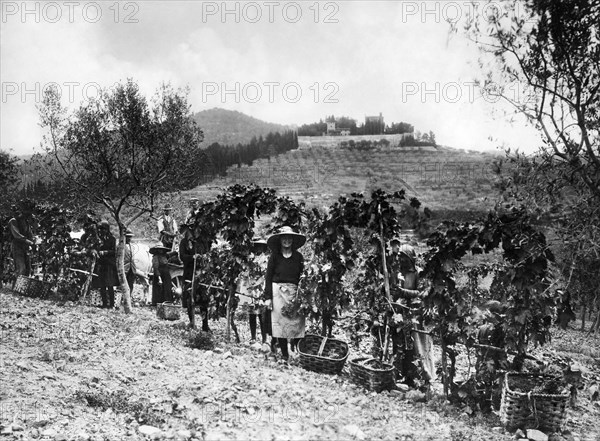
[{"x1": 325, "y1": 117, "x2": 352, "y2": 136}]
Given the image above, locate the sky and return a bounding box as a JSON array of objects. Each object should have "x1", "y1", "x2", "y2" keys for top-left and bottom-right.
[{"x1": 1, "y1": 0, "x2": 543, "y2": 157}]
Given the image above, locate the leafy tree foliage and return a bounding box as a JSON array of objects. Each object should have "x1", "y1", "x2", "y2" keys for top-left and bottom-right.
[
  {"x1": 297, "y1": 119, "x2": 328, "y2": 136},
  {"x1": 0, "y1": 150, "x2": 20, "y2": 213},
  {"x1": 298, "y1": 117, "x2": 415, "y2": 136},
  {"x1": 460, "y1": 0, "x2": 599, "y2": 328}
]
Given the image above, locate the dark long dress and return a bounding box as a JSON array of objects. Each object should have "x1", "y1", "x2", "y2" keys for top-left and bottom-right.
[
  {"x1": 264, "y1": 250, "x2": 305, "y2": 339},
  {"x1": 92, "y1": 233, "x2": 119, "y2": 289}
]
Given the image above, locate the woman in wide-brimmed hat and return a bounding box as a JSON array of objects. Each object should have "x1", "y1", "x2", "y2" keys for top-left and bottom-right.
[{"x1": 263, "y1": 226, "x2": 306, "y2": 361}]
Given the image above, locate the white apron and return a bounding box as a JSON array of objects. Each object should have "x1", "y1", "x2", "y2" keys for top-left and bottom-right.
[{"x1": 271, "y1": 282, "x2": 305, "y2": 339}]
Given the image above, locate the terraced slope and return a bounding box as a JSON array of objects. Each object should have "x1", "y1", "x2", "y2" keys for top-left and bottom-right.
[{"x1": 190, "y1": 140, "x2": 502, "y2": 211}]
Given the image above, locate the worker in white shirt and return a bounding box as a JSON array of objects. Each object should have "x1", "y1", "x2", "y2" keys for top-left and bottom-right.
[{"x1": 157, "y1": 204, "x2": 178, "y2": 250}]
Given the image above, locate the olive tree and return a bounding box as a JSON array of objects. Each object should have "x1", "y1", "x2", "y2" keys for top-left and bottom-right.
[{"x1": 38, "y1": 79, "x2": 204, "y2": 313}]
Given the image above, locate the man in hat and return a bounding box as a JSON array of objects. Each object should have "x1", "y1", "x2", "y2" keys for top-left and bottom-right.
[
  {"x1": 178, "y1": 222, "x2": 214, "y2": 330},
  {"x1": 149, "y1": 242, "x2": 178, "y2": 305},
  {"x1": 157, "y1": 204, "x2": 178, "y2": 250},
  {"x1": 8, "y1": 202, "x2": 35, "y2": 277},
  {"x1": 185, "y1": 197, "x2": 200, "y2": 225},
  {"x1": 179, "y1": 223, "x2": 197, "y2": 320},
  {"x1": 123, "y1": 229, "x2": 136, "y2": 295},
  {"x1": 94, "y1": 220, "x2": 119, "y2": 308}
]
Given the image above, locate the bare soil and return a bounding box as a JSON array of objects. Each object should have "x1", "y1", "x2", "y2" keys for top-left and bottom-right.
[{"x1": 1, "y1": 288, "x2": 599, "y2": 441}]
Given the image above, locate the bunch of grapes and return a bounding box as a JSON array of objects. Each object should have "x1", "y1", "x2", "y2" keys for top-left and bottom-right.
[{"x1": 281, "y1": 301, "x2": 300, "y2": 318}]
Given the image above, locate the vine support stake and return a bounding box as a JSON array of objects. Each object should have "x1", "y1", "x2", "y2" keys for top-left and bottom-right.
[
  {"x1": 226, "y1": 284, "x2": 235, "y2": 342},
  {"x1": 378, "y1": 205, "x2": 393, "y2": 362},
  {"x1": 440, "y1": 330, "x2": 449, "y2": 397},
  {"x1": 189, "y1": 255, "x2": 197, "y2": 330}
]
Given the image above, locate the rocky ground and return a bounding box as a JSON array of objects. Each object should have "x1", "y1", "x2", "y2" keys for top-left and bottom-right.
[{"x1": 0, "y1": 288, "x2": 599, "y2": 441}]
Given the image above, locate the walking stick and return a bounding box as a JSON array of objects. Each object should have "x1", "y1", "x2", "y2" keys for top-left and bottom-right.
[
  {"x1": 189, "y1": 255, "x2": 197, "y2": 329},
  {"x1": 80, "y1": 255, "x2": 97, "y2": 301}
]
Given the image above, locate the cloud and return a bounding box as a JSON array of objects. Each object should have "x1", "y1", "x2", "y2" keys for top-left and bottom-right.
[{"x1": 1, "y1": 1, "x2": 542, "y2": 156}]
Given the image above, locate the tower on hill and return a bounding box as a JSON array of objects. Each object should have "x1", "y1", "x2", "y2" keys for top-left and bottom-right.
[{"x1": 365, "y1": 113, "x2": 385, "y2": 135}]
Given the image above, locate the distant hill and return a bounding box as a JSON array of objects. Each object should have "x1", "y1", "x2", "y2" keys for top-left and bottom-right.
[{"x1": 193, "y1": 108, "x2": 292, "y2": 147}]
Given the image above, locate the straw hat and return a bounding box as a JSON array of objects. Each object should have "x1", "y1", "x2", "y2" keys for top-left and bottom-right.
[
  {"x1": 149, "y1": 242, "x2": 171, "y2": 254},
  {"x1": 389, "y1": 236, "x2": 402, "y2": 246},
  {"x1": 267, "y1": 226, "x2": 306, "y2": 251},
  {"x1": 251, "y1": 237, "x2": 268, "y2": 253}
]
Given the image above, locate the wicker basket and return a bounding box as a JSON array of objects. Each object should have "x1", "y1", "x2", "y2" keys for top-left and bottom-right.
[
  {"x1": 349, "y1": 357, "x2": 396, "y2": 392},
  {"x1": 13, "y1": 275, "x2": 51, "y2": 298},
  {"x1": 500, "y1": 372, "x2": 569, "y2": 432},
  {"x1": 298, "y1": 334, "x2": 349, "y2": 375},
  {"x1": 157, "y1": 302, "x2": 181, "y2": 320}
]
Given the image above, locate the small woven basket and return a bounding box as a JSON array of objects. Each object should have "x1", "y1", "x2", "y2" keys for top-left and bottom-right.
[
  {"x1": 349, "y1": 357, "x2": 396, "y2": 392},
  {"x1": 298, "y1": 334, "x2": 349, "y2": 375},
  {"x1": 157, "y1": 302, "x2": 181, "y2": 321},
  {"x1": 13, "y1": 275, "x2": 51, "y2": 298},
  {"x1": 500, "y1": 372, "x2": 569, "y2": 432}
]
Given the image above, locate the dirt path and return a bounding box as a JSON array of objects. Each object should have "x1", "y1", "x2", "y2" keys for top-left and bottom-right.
[{"x1": 0, "y1": 289, "x2": 598, "y2": 441}]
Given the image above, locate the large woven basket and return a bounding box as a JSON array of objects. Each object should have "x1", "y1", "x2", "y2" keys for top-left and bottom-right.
[
  {"x1": 157, "y1": 302, "x2": 181, "y2": 321},
  {"x1": 349, "y1": 357, "x2": 396, "y2": 392},
  {"x1": 13, "y1": 275, "x2": 51, "y2": 298},
  {"x1": 500, "y1": 372, "x2": 569, "y2": 432},
  {"x1": 298, "y1": 334, "x2": 349, "y2": 375}
]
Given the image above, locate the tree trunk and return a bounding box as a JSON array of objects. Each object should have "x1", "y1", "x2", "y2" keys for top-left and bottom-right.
[
  {"x1": 589, "y1": 295, "x2": 600, "y2": 335},
  {"x1": 590, "y1": 314, "x2": 600, "y2": 334},
  {"x1": 226, "y1": 284, "x2": 233, "y2": 342},
  {"x1": 581, "y1": 304, "x2": 586, "y2": 331},
  {"x1": 116, "y1": 224, "x2": 132, "y2": 314}
]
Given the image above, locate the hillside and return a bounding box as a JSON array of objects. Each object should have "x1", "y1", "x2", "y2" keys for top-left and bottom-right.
[
  {"x1": 194, "y1": 108, "x2": 292, "y2": 147},
  {"x1": 189, "y1": 136, "x2": 502, "y2": 213}
]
